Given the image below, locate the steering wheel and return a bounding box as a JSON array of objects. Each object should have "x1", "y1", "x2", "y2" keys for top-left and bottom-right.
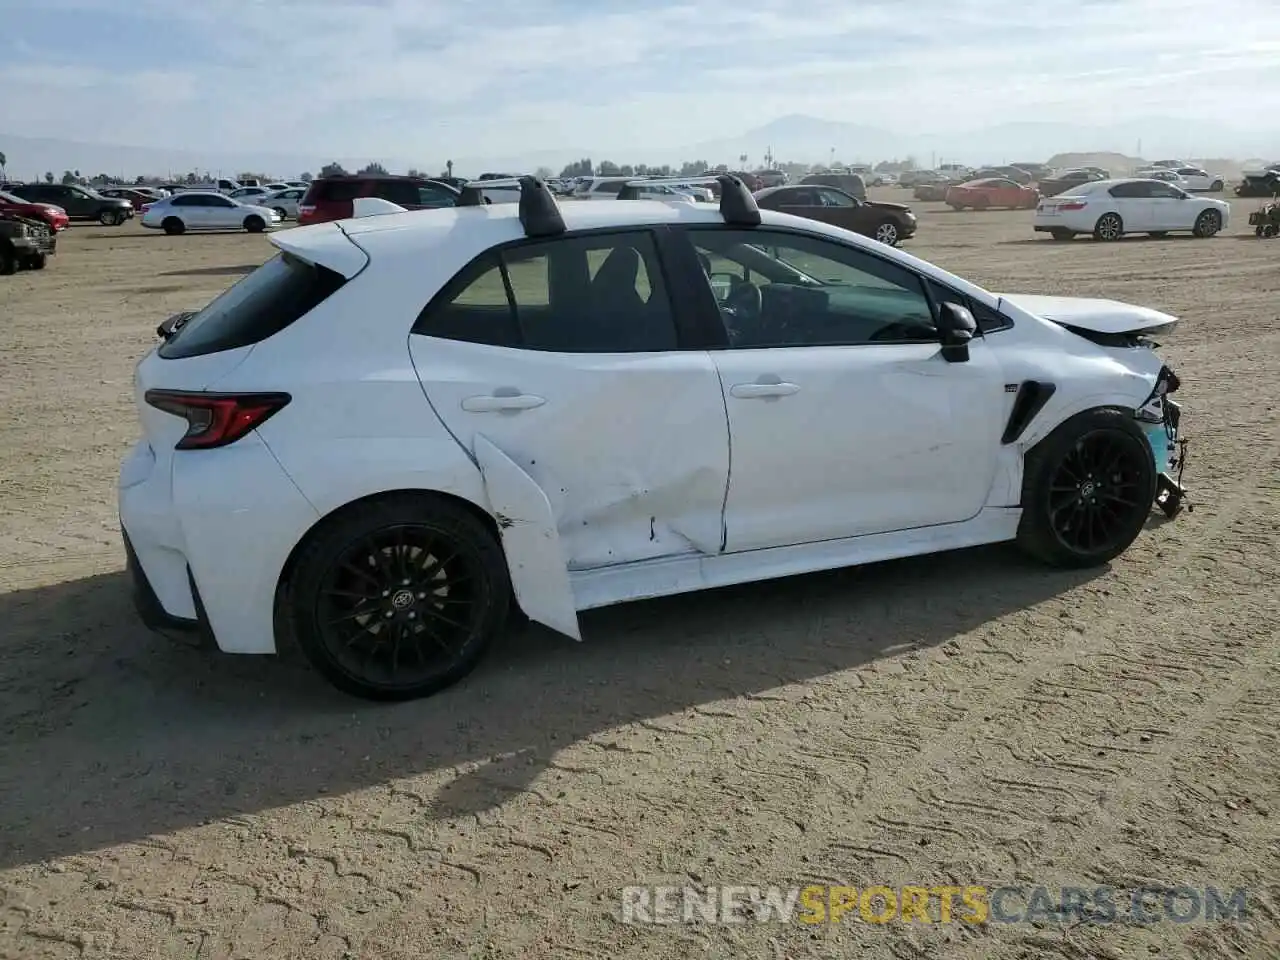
[
  {"x1": 722, "y1": 280, "x2": 763, "y2": 321},
  {"x1": 869, "y1": 318, "x2": 937, "y2": 342}
]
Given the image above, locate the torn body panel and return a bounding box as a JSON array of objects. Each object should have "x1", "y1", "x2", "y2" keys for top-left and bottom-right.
[{"x1": 473, "y1": 434, "x2": 581, "y2": 640}]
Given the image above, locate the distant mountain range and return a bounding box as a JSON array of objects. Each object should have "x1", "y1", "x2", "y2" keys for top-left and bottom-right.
[{"x1": 0, "y1": 114, "x2": 1272, "y2": 181}]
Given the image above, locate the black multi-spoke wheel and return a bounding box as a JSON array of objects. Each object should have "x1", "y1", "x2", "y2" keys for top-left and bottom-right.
[
  {"x1": 1017, "y1": 407, "x2": 1157, "y2": 568},
  {"x1": 284, "y1": 494, "x2": 511, "y2": 700}
]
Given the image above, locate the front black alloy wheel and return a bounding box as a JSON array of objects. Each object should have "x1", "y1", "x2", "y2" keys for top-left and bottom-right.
[
  {"x1": 1016, "y1": 407, "x2": 1156, "y2": 568},
  {"x1": 285, "y1": 494, "x2": 511, "y2": 700}
]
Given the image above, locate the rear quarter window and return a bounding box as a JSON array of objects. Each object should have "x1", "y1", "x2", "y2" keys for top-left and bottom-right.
[{"x1": 158, "y1": 253, "x2": 348, "y2": 358}]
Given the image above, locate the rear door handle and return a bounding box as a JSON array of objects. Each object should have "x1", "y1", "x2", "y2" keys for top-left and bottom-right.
[
  {"x1": 461, "y1": 393, "x2": 546, "y2": 412},
  {"x1": 730, "y1": 381, "x2": 800, "y2": 399}
]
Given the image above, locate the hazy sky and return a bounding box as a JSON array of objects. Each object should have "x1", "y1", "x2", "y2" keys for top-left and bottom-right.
[{"x1": 3, "y1": 0, "x2": 1279, "y2": 158}]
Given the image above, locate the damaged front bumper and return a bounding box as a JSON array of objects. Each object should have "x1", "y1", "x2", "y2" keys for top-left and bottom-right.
[{"x1": 1137, "y1": 366, "x2": 1190, "y2": 518}]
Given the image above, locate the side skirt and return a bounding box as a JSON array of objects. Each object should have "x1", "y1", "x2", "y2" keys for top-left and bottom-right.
[{"x1": 569, "y1": 507, "x2": 1022, "y2": 612}]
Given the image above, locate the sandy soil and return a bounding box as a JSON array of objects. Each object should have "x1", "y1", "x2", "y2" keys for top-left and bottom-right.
[{"x1": 1, "y1": 193, "x2": 1278, "y2": 960}]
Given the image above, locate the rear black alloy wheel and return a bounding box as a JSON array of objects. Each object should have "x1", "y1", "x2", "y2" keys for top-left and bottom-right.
[
  {"x1": 162, "y1": 217, "x2": 185, "y2": 236},
  {"x1": 1016, "y1": 408, "x2": 1156, "y2": 568},
  {"x1": 1049, "y1": 228, "x2": 1074, "y2": 241},
  {"x1": 287, "y1": 495, "x2": 511, "y2": 701},
  {"x1": 244, "y1": 215, "x2": 266, "y2": 233}
]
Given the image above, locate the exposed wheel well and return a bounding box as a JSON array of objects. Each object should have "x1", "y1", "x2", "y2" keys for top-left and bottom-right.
[{"x1": 271, "y1": 488, "x2": 505, "y2": 656}]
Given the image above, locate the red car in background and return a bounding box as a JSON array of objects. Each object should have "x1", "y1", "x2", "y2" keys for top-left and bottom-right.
[
  {"x1": 0, "y1": 189, "x2": 71, "y2": 231},
  {"x1": 945, "y1": 178, "x2": 1040, "y2": 211}
]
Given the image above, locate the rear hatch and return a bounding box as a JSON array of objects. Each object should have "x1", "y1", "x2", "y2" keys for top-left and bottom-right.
[{"x1": 131, "y1": 223, "x2": 368, "y2": 458}]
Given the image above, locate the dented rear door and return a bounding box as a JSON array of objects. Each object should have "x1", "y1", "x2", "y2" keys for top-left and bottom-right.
[{"x1": 409, "y1": 337, "x2": 729, "y2": 573}]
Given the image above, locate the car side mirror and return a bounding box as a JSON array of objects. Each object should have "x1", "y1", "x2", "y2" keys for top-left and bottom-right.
[{"x1": 938, "y1": 301, "x2": 977, "y2": 363}]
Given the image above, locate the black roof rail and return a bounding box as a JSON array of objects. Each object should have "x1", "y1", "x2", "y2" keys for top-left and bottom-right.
[
  {"x1": 456, "y1": 176, "x2": 566, "y2": 237},
  {"x1": 517, "y1": 176, "x2": 565, "y2": 237},
  {"x1": 717, "y1": 174, "x2": 760, "y2": 227}
]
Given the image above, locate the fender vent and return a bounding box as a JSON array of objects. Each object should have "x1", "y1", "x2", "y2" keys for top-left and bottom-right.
[{"x1": 1002, "y1": 380, "x2": 1057, "y2": 444}]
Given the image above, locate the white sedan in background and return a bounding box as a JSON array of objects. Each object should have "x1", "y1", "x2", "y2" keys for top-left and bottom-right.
[
  {"x1": 228, "y1": 186, "x2": 272, "y2": 203},
  {"x1": 140, "y1": 192, "x2": 282, "y2": 234},
  {"x1": 259, "y1": 187, "x2": 306, "y2": 219},
  {"x1": 1033, "y1": 178, "x2": 1229, "y2": 241},
  {"x1": 1170, "y1": 166, "x2": 1225, "y2": 192}
]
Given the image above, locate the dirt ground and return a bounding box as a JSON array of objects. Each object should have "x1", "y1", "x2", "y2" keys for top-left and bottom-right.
[{"x1": 1, "y1": 192, "x2": 1278, "y2": 960}]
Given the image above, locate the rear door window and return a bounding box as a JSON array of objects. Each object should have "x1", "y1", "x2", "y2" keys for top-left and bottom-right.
[
  {"x1": 158, "y1": 253, "x2": 348, "y2": 358},
  {"x1": 414, "y1": 231, "x2": 679, "y2": 353}
]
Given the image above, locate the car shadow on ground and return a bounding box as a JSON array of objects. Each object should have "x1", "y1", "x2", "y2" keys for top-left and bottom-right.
[{"x1": 0, "y1": 546, "x2": 1100, "y2": 869}]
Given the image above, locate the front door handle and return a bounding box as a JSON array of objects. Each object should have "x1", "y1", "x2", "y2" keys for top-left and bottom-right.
[
  {"x1": 730, "y1": 381, "x2": 800, "y2": 399},
  {"x1": 461, "y1": 393, "x2": 546, "y2": 412}
]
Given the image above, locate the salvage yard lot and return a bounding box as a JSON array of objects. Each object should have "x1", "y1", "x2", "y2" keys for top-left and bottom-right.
[{"x1": 1, "y1": 193, "x2": 1278, "y2": 960}]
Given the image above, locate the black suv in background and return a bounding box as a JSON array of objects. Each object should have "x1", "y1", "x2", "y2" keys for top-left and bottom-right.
[{"x1": 6, "y1": 183, "x2": 135, "y2": 225}]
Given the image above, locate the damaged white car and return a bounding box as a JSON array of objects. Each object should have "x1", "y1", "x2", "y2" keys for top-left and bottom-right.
[{"x1": 119, "y1": 176, "x2": 1189, "y2": 701}]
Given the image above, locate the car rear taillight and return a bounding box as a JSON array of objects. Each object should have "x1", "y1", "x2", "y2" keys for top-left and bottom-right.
[
  {"x1": 1057, "y1": 201, "x2": 1088, "y2": 211},
  {"x1": 297, "y1": 204, "x2": 316, "y2": 217},
  {"x1": 144, "y1": 390, "x2": 291, "y2": 450}
]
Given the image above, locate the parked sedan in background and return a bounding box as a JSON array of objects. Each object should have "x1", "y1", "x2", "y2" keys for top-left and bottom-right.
[
  {"x1": 913, "y1": 179, "x2": 955, "y2": 201},
  {"x1": 1169, "y1": 166, "x2": 1225, "y2": 192},
  {"x1": 6, "y1": 183, "x2": 133, "y2": 225},
  {"x1": 753, "y1": 184, "x2": 917, "y2": 245},
  {"x1": 228, "y1": 186, "x2": 272, "y2": 204},
  {"x1": 1033, "y1": 178, "x2": 1229, "y2": 241},
  {"x1": 1036, "y1": 169, "x2": 1107, "y2": 197},
  {"x1": 0, "y1": 189, "x2": 70, "y2": 231},
  {"x1": 140, "y1": 192, "x2": 282, "y2": 234},
  {"x1": 945, "y1": 178, "x2": 1040, "y2": 210},
  {"x1": 259, "y1": 187, "x2": 306, "y2": 220},
  {"x1": 99, "y1": 187, "x2": 161, "y2": 209}
]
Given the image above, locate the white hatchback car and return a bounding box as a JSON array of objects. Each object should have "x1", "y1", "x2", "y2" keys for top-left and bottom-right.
[
  {"x1": 120, "y1": 177, "x2": 1190, "y2": 700},
  {"x1": 1033, "y1": 178, "x2": 1229, "y2": 241},
  {"x1": 259, "y1": 187, "x2": 306, "y2": 220},
  {"x1": 140, "y1": 192, "x2": 282, "y2": 235}
]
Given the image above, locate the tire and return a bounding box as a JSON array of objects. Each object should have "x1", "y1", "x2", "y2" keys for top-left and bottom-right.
[
  {"x1": 244, "y1": 215, "x2": 266, "y2": 233},
  {"x1": 1193, "y1": 208, "x2": 1222, "y2": 238},
  {"x1": 1016, "y1": 407, "x2": 1157, "y2": 569},
  {"x1": 162, "y1": 217, "x2": 185, "y2": 236},
  {"x1": 24, "y1": 253, "x2": 47, "y2": 270},
  {"x1": 0, "y1": 245, "x2": 16, "y2": 276},
  {"x1": 1049, "y1": 229, "x2": 1074, "y2": 241},
  {"x1": 1147, "y1": 232, "x2": 1168, "y2": 238},
  {"x1": 948, "y1": 203, "x2": 964, "y2": 211},
  {"x1": 1210, "y1": 180, "x2": 1223, "y2": 192},
  {"x1": 273, "y1": 207, "x2": 288, "y2": 220},
  {"x1": 99, "y1": 209, "x2": 123, "y2": 226},
  {"x1": 1265, "y1": 224, "x2": 1279, "y2": 238},
  {"x1": 873, "y1": 219, "x2": 900, "y2": 245},
  {"x1": 972, "y1": 197, "x2": 989, "y2": 211},
  {"x1": 1093, "y1": 212, "x2": 1123, "y2": 241},
  {"x1": 283, "y1": 493, "x2": 512, "y2": 701}
]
